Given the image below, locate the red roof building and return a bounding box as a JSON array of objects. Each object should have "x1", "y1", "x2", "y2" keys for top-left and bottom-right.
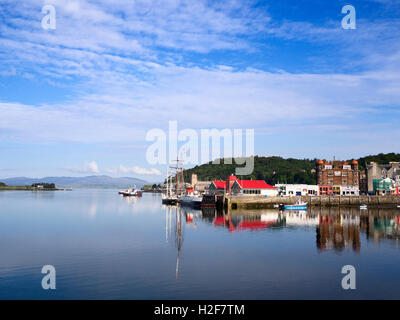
[{"x1": 209, "y1": 174, "x2": 278, "y2": 197}]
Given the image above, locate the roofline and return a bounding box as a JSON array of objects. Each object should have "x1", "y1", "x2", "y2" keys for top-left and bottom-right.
[{"x1": 233, "y1": 179, "x2": 277, "y2": 189}]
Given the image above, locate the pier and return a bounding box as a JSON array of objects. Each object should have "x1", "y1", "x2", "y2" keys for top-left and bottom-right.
[{"x1": 225, "y1": 195, "x2": 400, "y2": 210}]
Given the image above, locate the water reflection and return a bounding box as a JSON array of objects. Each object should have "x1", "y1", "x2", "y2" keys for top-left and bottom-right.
[
  {"x1": 164, "y1": 205, "x2": 185, "y2": 280},
  {"x1": 211, "y1": 211, "x2": 285, "y2": 232},
  {"x1": 316, "y1": 214, "x2": 361, "y2": 253},
  {"x1": 163, "y1": 205, "x2": 400, "y2": 258}
]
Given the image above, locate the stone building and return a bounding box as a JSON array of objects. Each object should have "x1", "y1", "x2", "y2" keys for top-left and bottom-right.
[
  {"x1": 190, "y1": 174, "x2": 211, "y2": 193},
  {"x1": 365, "y1": 162, "x2": 400, "y2": 194},
  {"x1": 316, "y1": 159, "x2": 359, "y2": 187}
]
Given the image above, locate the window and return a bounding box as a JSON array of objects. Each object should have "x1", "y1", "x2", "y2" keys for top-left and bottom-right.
[{"x1": 328, "y1": 171, "x2": 334, "y2": 176}]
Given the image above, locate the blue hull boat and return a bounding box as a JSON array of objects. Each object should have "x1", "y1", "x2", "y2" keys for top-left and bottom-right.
[{"x1": 284, "y1": 202, "x2": 307, "y2": 210}]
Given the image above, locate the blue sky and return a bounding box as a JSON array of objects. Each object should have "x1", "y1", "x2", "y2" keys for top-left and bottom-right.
[{"x1": 0, "y1": 0, "x2": 399, "y2": 182}]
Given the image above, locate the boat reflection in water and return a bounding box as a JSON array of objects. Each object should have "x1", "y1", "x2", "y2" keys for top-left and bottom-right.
[{"x1": 164, "y1": 205, "x2": 184, "y2": 280}]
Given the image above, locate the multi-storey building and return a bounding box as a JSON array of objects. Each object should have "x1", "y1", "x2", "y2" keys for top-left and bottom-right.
[
  {"x1": 365, "y1": 162, "x2": 400, "y2": 194},
  {"x1": 316, "y1": 160, "x2": 359, "y2": 195}
]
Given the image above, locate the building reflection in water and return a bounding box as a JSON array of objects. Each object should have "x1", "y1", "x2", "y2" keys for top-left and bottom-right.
[
  {"x1": 203, "y1": 208, "x2": 285, "y2": 232},
  {"x1": 316, "y1": 213, "x2": 361, "y2": 253},
  {"x1": 361, "y1": 210, "x2": 400, "y2": 244},
  {"x1": 163, "y1": 205, "x2": 400, "y2": 274},
  {"x1": 313, "y1": 207, "x2": 400, "y2": 252}
]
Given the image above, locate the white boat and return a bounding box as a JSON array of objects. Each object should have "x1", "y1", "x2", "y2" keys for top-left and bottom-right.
[
  {"x1": 360, "y1": 204, "x2": 368, "y2": 210},
  {"x1": 119, "y1": 187, "x2": 142, "y2": 197}
]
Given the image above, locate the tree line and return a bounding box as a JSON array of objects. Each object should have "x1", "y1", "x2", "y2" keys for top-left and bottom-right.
[{"x1": 183, "y1": 153, "x2": 400, "y2": 185}]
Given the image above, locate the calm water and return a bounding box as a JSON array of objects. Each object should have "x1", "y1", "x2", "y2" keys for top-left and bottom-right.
[{"x1": 0, "y1": 189, "x2": 400, "y2": 299}]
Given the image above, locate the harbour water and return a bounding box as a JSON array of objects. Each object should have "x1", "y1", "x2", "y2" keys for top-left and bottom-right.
[{"x1": 0, "y1": 189, "x2": 400, "y2": 299}]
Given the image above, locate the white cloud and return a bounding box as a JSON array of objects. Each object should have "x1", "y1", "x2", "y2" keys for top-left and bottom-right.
[
  {"x1": 0, "y1": 0, "x2": 399, "y2": 160},
  {"x1": 66, "y1": 161, "x2": 100, "y2": 174},
  {"x1": 1, "y1": 63, "x2": 400, "y2": 146},
  {"x1": 106, "y1": 165, "x2": 161, "y2": 175},
  {"x1": 65, "y1": 161, "x2": 160, "y2": 176},
  {"x1": 119, "y1": 165, "x2": 161, "y2": 175}
]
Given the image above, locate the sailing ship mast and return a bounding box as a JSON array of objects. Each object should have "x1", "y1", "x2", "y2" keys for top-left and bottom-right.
[{"x1": 170, "y1": 156, "x2": 184, "y2": 196}]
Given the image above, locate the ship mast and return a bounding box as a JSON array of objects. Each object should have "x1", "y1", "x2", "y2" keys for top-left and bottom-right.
[{"x1": 170, "y1": 156, "x2": 184, "y2": 196}]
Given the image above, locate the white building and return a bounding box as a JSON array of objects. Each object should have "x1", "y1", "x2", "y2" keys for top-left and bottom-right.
[
  {"x1": 230, "y1": 179, "x2": 278, "y2": 197},
  {"x1": 275, "y1": 184, "x2": 319, "y2": 196},
  {"x1": 339, "y1": 185, "x2": 360, "y2": 196}
]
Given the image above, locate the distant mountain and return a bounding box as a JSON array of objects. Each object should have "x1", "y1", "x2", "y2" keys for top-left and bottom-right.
[{"x1": 0, "y1": 175, "x2": 148, "y2": 188}]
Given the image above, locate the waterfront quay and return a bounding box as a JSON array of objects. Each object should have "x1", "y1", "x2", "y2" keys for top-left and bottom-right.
[{"x1": 226, "y1": 195, "x2": 400, "y2": 210}]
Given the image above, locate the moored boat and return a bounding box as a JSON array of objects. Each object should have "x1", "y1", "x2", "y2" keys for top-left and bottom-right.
[
  {"x1": 162, "y1": 167, "x2": 179, "y2": 205},
  {"x1": 162, "y1": 193, "x2": 178, "y2": 205},
  {"x1": 284, "y1": 201, "x2": 307, "y2": 210},
  {"x1": 119, "y1": 187, "x2": 142, "y2": 197},
  {"x1": 179, "y1": 195, "x2": 203, "y2": 207}
]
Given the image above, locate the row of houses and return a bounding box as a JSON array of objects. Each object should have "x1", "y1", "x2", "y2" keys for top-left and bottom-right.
[
  {"x1": 205, "y1": 175, "x2": 360, "y2": 197},
  {"x1": 363, "y1": 161, "x2": 400, "y2": 195},
  {"x1": 317, "y1": 159, "x2": 400, "y2": 195},
  {"x1": 190, "y1": 159, "x2": 400, "y2": 197}
]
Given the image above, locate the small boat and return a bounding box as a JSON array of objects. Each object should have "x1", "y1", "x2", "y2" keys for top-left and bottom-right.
[
  {"x1": 284, "y1": 201, "x2": 307, "y2": 210},
  {"x1": 119, "y1": 187, "x2": 142, "y2": 197},
  {"x1": 360, "y1": 204, "x2": 368, "y2": 210}
]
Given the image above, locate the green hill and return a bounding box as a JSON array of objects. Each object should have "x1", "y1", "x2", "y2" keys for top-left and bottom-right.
[
  {"x1": 357, "y1": 153, "x2": 400, "y2": 171},
  {"x1": 183, "y1": 153, "x2": 400, "y2": 185},
  {"x1": 183, "y1": 156, "x2": 317, "y2": 185}
]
